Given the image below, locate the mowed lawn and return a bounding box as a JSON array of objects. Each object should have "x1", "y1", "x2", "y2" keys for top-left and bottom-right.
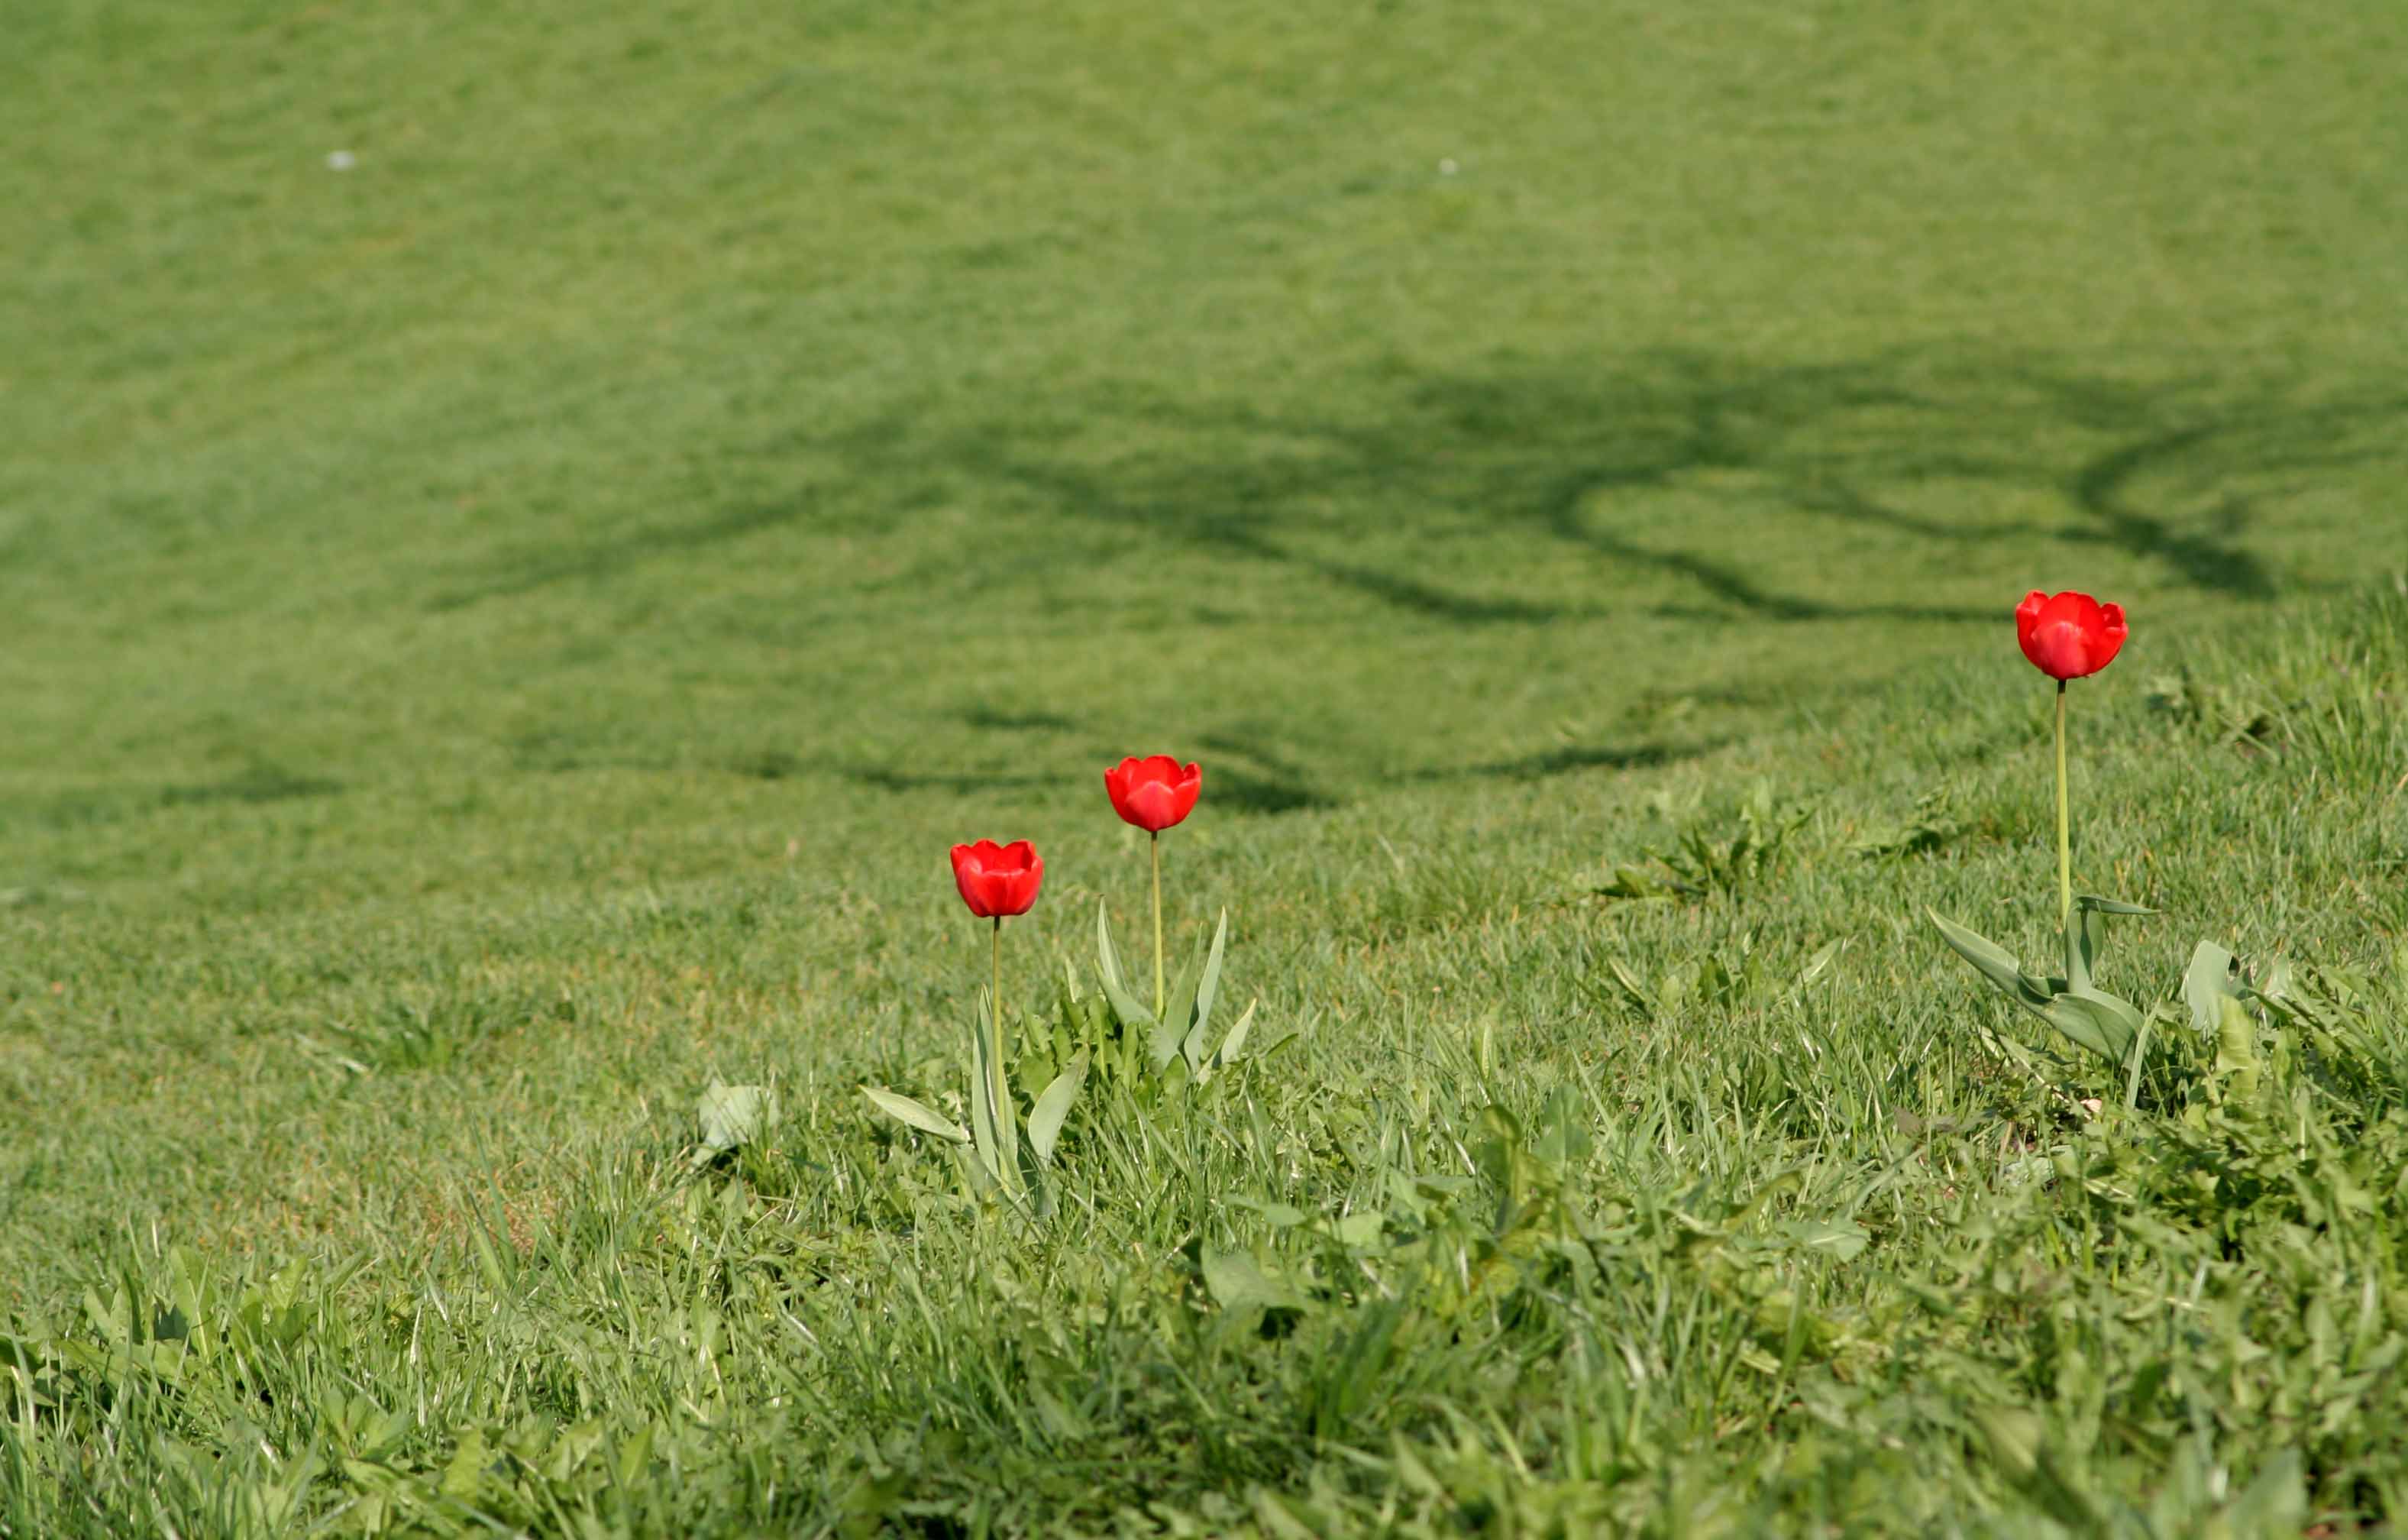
[{"x1": 4, "y1": 1, "x2": 2408, "y2": 1533}]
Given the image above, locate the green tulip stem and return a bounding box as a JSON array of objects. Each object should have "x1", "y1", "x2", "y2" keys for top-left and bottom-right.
[
  {"x1": 2055, "y1": 680, "x2": 2073, "y2": 930},
  {"x1": 991, "y1": 915, "x2": 1005, "y2": 1076},
  {"x1": 1150, "y1": 831, "x2": 1166, "y2": 1018}
]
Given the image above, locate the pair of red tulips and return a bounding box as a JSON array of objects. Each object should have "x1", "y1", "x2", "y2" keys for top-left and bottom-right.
[{"x1": 949, "y1": 755, "x2": 1203, "y2": 1016}]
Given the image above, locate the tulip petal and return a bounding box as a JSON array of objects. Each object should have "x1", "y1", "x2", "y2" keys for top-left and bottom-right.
[
  {"x1": 2015, "y1": 589, "x2": 2128, "y2": 681},
  {"x1": 1105, "y1": 754, "x2": 1203, "y2": 831},
  {"x1": 950, "y1": 838, "x2": 1042, "y2": 917}
]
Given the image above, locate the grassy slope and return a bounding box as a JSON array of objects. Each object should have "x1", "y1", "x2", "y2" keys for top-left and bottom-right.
[{"x1": 4, "y1": 0, "x2": 2407, "y2": 1532}]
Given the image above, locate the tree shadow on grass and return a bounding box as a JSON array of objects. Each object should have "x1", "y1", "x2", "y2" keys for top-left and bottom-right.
[
  {"x1": 429, "y1": 348, "x2": 2400, "y2": 629},
  {"x1": 1433, "y1": 740, "x2": 1717, "y2": 784},
  {"x1": 1194, "y1": 732, "x2": 1339, "y2": 814},
  {"x1": 812, "y1": 348, "x2": 2399, "y2": 624},
  {"x1": 797, "y1": 351, "x2": 2400, "y2": 810},
  {"x1": 11, "y1": 765, "x2": 344, "y2": 832},
  {"x1": 437, "y1": 348, "x2": 2403, "y2": 810}
]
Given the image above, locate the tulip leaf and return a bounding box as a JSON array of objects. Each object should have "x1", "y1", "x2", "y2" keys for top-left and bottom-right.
[
  {"x1": 1016, "y1": 1143, "x2": 1054, "y2": 1223},
  {"x1": 2076, "y1": 985, "x2": 2145, "y2": 1040},
  {"x1": 861, "y1": 1086, "x2": 969, "y2": 1146},
  {"x1": 2184, "y1": 940, "x2": 2245, "y2": 1037},
  {"x1": 2077, "y1": 895, "x2": 2157, "y2": 915},
  {"x1": 1094, "y1": 899, "x2": 1129, "y2": 998},
  {"x1": 693, "y1": 1083, "x2": 776, "y2": 1167},
  {"x1": 968, "y1": 1001, "x2": 1020, "y2": 1193},
  {"x1": 1055, "y1": 956, "x2": 1087, "y2": 1020},
  {"x1": 1026, "y1": 1051, "x2": 1088, "y2": 1168},
  {"x1": 2064, "y1": 895, "x2": 2154, "y2": 995},
  {"x1": 2122, "y1": 1006, "x2": 2155, "y2": 1112},
  {"x1": 1928, "y1": 910, "x2": 2053, "y2": 1011},
  {"x1": 1795, "y1": 938, "x2": 1844, "y2": 992},
  {"x1": 2041, "y1": 989, "x2": 2140, "y2": 1067},
  {"x1": 1094, "y1": 900, "x2": 1159, "y2": 1036},
  {"x1": 1160, "y1": 928, "x2": 1207, "y2": 1072},
  {"x1": 1186, "y1": 908, "x2": 1231, "y2": 1072},
  {"x1": 1210, "y1": 998, "x2": 1259, "y2": 1077}
]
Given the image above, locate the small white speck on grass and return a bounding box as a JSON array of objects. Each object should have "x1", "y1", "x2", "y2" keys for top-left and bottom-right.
[
  {"x1": 1438, "y1": 157, "x2": 1459, "y2": 176},
  {"x1": 325, "y1": 150, "x2": 357, "y2": 171}
]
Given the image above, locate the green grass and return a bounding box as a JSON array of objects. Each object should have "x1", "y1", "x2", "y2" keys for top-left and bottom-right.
[{"x1": 5, "y1": 0, "x2": 2408, "y2": 1532}]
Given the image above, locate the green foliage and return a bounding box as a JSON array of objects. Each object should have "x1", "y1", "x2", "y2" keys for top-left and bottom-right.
[
  {"x1": 1931, "y1": 895, "x2": 2158, "y2": 1077},
  {"x1": 11, "y1": 590, "x2": 2400, "y2": 1535},
  {"x1": 1850, "y1": 785, "x2": 1970, "y2": 861},
  {"x1": 691, "y1": 1080, "x2": 776, "y2": 1167},
  {"x1": 865, "y1": 998, "x2": 1089, "y2": 1216},
  {"x1": 1598, "y1": 781, "x2": 1812, "y2": 902},
  {"x1": 1081, "y1": 903, "x2": 1259, "y2": 1089},
  {"x1": 21, "y1": 935, "x2": 2405, "y2": 1535}
]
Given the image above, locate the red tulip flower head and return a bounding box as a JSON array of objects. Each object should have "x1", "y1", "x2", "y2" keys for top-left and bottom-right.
[
  {"x1": 1104, "y1": 755, "x2": 1202, "y2": 833},
  {"x1": 2016, "y1": 590, "x2": 2128, "y2": 682},
  {"x1": 949, "y1": 839, "x2": 1043, "y2": 918}
]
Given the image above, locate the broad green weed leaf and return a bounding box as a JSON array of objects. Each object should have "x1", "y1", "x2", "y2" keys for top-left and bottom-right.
[
  {"x1": 1201, "y1": 1250, "x2": 1307, "y2": 1315},
  {"x1": 2222, "y1": 1451, "x2": 2306, "y2": 1534},
  {"x1": 441, "y1": 1428, "x2": 490, "y2": 1502},
  {"x1": 2261, "y1": 954, "x2": 2294, "y2": 1002},
  {"x1": 861, "y1": 1087, "x2": 969, "y2": 1145},
  {"x1": 1970, "y1": 1406, "x2": 2044, "y2": 1477},
  {"x1": 1784, "y1": 1217, "x2": 1871, "y2": 1261},
  {"x1": 1228, "y1": 1195, "x2": 1307, "y2": 1228},
  {"x1": 2184, "y1": 940, "x2": 2244, "y2": 1036},
  {"x1": 1533, "y1": 1085, "x2": 1593, "y2": 1168},
  {"x1": 613, "y1": 1425, "x2": 655, "y2": 1490},
  {"x1": 2214, "y1": 993, "x2": 2261, "y2": 1100},
  {"x1": 694, "y1": 1083, "x2": 774, "y2": 1166},
  {"x1": 1330, "y1": 1211, "x2": 1383, "y2": 1247},
  {"x1": 1595, "y1": 864, "x2": 1678, "y2": 901}
]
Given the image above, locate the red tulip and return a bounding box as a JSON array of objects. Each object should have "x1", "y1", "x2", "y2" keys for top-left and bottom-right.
[
  {"x1": 2016, "y1": 590, "x2": 2128, "y2": 682},
  {"x1": 949, "y1": 839, "x2": 1043, "y2": 919},
  {"x1": 1104, "y1": 755, "x2": 1202, "y2": 833}
]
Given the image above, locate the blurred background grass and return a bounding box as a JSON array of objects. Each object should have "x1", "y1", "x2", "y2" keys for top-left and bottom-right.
[{"x1": 5, "y1": 0, "x2": 2403, "y2": 917}]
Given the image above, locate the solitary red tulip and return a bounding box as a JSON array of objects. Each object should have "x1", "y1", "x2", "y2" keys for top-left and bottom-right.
[
  {"x1": 949, "y1": 839, "x2": 1043, "y2": 918},
  {"x1": 1104, "y1": 755, "x2": 1202, "y2": 833},
  {"x1": 2016, "y1": 590, "x2": 2128, "y2": 681}
]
